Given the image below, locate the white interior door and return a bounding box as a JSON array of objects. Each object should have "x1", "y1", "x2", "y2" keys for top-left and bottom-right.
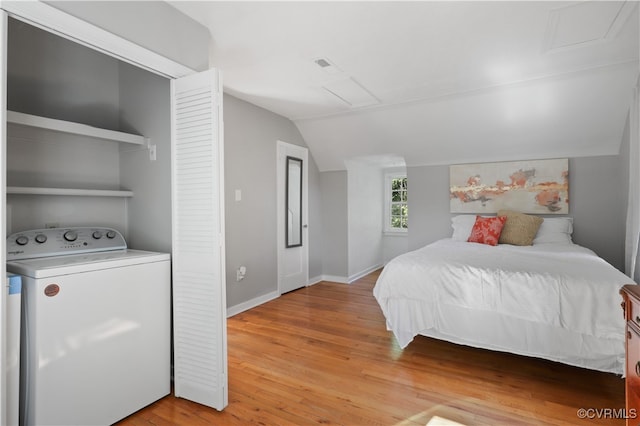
[
  {"x1": 277, "y1": 141, "x2": 309, "y2": 294},
  {"x1": 171, "y1": 69, "x2": 227, "y2": 410}
]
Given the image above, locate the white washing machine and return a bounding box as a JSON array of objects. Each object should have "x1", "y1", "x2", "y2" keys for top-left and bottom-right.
[{"x1": 6, "y1": 227, "x2": 171, "y2": 426}]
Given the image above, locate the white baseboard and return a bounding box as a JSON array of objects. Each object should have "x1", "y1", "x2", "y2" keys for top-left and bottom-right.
[
  {"x1": 348, "y1": 264, "x2": 383, "y2": 283},
  {"x1": 308, "y1": 276, "x2": 324, "y2": 286},
  {"x1": 316, "y1": 275, "x2": 349, "y2": 284},
  {"x1": 309, "y1": 267, "x2": 381, "y2": 285},
  {"x1": 228, "y1": 266, "x2": 382, "y2": 317},
  {"x1": 227, "y1": 290, "x2": 279, "y2": 317}
]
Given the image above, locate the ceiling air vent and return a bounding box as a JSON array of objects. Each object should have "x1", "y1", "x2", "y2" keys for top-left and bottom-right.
[{"x1": 314, "y1": 57, "x2": 342, "y2": 74}]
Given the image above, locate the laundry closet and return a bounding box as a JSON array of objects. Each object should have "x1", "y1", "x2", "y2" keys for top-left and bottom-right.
[
  {"x1": 6, "y1": 18, "x2": 171, "y2": 248},
  {"x1": 1, "y1": 3, "x2": 227, "y2": 424}
]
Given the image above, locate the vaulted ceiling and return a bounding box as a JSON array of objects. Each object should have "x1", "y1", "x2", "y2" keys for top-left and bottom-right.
[{"x1": 170, "y1": 1, "x2": 639, "y2": 171}]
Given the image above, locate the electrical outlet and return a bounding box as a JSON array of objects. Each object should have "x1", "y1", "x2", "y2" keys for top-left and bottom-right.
[{"x1": 236, "y1": 266, "x2": 247, "y2": 282}]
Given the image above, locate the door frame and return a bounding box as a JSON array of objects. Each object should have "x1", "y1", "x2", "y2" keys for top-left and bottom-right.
[{"x1": 276, "y1": 140, "x2": 309, "y2": 294}]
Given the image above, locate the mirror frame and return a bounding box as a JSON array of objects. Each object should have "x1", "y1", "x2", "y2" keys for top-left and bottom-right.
[{"x1": 285, "y1": 156, "x2": 303, "y2": 248}]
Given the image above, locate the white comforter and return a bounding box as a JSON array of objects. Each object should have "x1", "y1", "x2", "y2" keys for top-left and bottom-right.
[{"x1": 373, "y1": 239, "x2": 631, "y2": 350}]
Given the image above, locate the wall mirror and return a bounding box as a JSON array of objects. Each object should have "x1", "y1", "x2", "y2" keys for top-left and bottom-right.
[{"x1": 286, "y1": 156, "x2": 303, "y2": 248}]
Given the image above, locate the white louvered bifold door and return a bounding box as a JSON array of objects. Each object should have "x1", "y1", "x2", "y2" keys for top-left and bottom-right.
[{"x1": 171, "y1": 69, "x2": 227, "y2": 410}]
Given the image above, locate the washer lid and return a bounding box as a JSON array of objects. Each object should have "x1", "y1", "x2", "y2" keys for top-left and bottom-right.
[{"x1": 6, "y1": 249, "x2": 170, "y2": 278}]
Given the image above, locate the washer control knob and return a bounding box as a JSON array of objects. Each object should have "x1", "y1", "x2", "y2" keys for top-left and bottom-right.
[
  {"x1": 15, "y1": 236, "x2": 28, "y2": 246},
  {"x1": 92, "y1": 231, "x2": 103, "y2": 240},
  {"x1": 35, "y1": 234, "x2": 47, "y2": 244},
  {"x1": 106, "y1": 230, "x2": 116, "y2": 239},
  {"x1": 63, "y1": 230, "x2": 78, "y2": 242}
]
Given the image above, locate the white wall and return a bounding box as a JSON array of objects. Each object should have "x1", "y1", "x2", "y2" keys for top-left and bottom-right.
[{"x1": 346, "y1": 160, "x2": 383, "y2": 280}]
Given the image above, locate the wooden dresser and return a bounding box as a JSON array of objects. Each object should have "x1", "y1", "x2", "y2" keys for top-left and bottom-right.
[{"x1": 621, "y1": 285, "x2": 640, "y2": 424}]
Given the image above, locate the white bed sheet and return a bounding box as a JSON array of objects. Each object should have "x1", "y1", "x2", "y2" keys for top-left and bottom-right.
[{"x1": 373, "y1": 239, "x2": 632, "y2": 374}]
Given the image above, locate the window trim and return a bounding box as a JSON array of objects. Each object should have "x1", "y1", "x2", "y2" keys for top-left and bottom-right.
[{"x1": 384, "y1": 173, "x2": 408, "y2": 234}]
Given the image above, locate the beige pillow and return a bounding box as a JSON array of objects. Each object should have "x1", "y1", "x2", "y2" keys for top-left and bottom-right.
[{"x1": 497, "y1": 210, "x2": 544, "y2": 246}]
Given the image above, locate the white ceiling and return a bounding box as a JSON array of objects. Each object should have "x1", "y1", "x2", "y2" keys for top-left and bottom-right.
[{"x1": 170, "y1": 1, "x2": 639, "y2": 171}]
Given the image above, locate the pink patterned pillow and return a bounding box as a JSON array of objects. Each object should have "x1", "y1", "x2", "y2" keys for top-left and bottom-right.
[{"x1": 467, "y1": 215, "x2": 507, "y2": 246}]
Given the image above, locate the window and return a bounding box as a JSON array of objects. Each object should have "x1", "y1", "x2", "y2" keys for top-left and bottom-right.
[{"x1": 385, "y1": 174, "x2": 408, "y2": 233}]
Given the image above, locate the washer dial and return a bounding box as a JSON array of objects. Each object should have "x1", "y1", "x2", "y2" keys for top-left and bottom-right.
[{"x1": 63, "y1": 230, "x2": 78, "y2": 242}]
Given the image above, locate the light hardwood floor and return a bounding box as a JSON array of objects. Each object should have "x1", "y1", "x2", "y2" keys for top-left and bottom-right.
[{"x1": 117, "y1": 269, "x2": 625, "y2": 425}]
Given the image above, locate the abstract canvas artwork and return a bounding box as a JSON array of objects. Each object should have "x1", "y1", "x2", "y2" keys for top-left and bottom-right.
[{"x1": 450, "y1": 158, "x2": 569, "y2": 214}]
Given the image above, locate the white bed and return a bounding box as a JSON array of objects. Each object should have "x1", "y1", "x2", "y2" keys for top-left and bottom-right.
[{"x1": 373, "y1": 217, "x2": 633, "y2": 375}]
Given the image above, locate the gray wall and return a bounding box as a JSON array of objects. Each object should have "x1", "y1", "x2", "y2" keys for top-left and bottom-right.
[
  {"x1": 7, "y1": 18, "x2": 119, "y2": 128},
  {"x1": 6, "y1": 17, "x2": 127, "y2": 234},
  {"x1": 407, "y1": 165, "x2": 452, "y2": 252},
  {"x1": 407, "y1": 153, "x2": 629, "y2": 271},
  {"x1": 320, "y1": 171, "x2": 349, "y2": 278},
  {"x1": 118, "y1": 62, "x2": 172, "y2": 253},
  {"x1": 223, "y1": 94, "x2": 323, "y2": 308},
  {"x1": 308, "y1": 156, "x2": 324, "y2": 280},
  {"x1": 346, "y1": 161, "x2": 383, "y2": 278},
  {"x1": 45, "y1": 0, "x2": 210, "y2": 71},
  {"x1": 7, "y1": 17, "x2": 173, "y2": 253},
  {"x1": 570, "y1": 156, "x2": 627, "y2": 268}
]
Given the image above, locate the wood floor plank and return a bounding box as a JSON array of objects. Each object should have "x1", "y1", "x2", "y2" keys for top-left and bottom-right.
[{"x1": 117, "y1": 270, "x2": 625, "y2": 425}]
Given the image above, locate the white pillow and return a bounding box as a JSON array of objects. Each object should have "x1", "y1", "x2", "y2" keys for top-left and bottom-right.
[
  {"x1": 451, "y1": 215, "x2": 479, "y2": 241},
  {"x1": 532, "y1": 217, "x2": 573, "y2": 244}
]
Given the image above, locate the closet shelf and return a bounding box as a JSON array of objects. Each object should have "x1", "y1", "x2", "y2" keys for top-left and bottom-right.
[
  {"x1": 7, "y1": 110, "x2": 147, "y2": 145},
  {"x1": 7, "y1": 186, "x2": 134, "y2": 197}
]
